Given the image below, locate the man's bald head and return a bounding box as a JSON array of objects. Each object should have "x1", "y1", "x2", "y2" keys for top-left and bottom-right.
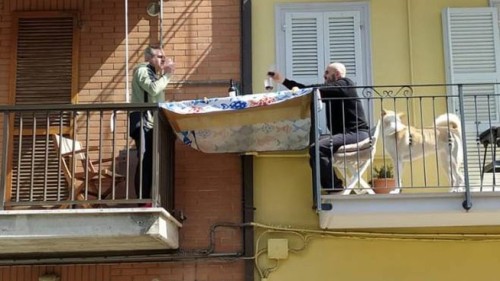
[{"x1": 324, "y1": 62, "x2": 346, "y2": 83}]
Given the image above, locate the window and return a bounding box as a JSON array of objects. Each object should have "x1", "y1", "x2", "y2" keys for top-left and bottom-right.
[
  {"x1": 274, "y1": 2, "x2": 372, "y2": 88},
  {"x1": 442, "y1": 7, "x2": 500, "y2": 189},
  {"x1": 490, "y1": 0, "x2": 500, "y2": 23},
  {"x1": 8, "y1": 12, "x2": 79, "y2": 206}
]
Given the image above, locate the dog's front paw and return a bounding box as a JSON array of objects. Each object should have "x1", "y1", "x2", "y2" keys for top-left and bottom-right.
[{"x1": 450, "y1": 186, "x2": 465, "y2": 192}]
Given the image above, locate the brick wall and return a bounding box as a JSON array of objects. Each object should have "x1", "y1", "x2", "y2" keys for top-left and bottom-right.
[
  {"x1": 0, "y1": 0, "x2": 245, "y2": 280},
  {"x1": 1, "y1": 0, "x2": 241, "y2": 111},
  {"x1": 0, "y1": 262, "x2": 245, "y2": 281}
]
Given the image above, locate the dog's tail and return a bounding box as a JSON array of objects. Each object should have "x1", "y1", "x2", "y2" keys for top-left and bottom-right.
[{"x1": 435, "y1": 113, "x2": 462, "y2": 135}]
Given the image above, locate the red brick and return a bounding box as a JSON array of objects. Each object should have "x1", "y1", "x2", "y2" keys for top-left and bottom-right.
[{"x1": 0, "y1": 0, "x2": 244, "y2": 280}]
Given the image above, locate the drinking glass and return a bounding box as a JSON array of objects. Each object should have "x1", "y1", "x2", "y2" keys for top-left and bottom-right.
[{"x1": 264, "y1": 77, "x2": 274, "y2": 92}]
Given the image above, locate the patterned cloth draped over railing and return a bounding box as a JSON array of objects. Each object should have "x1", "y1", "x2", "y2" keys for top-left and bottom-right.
[{"x1": 160, "y1": 88, "x2": 313, "y2": 153}]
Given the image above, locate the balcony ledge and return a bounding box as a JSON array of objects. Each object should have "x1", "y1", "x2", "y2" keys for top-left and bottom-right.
[
  {"x1": 0, "y1": 208, "x2": 182, "y2": 254},
  {"x1": 319, "y1": 192, "x2": 500, "y2": 229}
]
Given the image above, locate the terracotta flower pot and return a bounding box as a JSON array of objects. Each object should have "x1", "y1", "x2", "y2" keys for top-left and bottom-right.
[{"x1": 372, "y1": 178, "x2": 397, "y2": 194}]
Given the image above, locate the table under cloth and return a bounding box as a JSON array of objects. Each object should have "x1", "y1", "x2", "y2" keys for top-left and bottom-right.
[{"x1": 160, "y1": 88, "x2": 313, "y2": 153}]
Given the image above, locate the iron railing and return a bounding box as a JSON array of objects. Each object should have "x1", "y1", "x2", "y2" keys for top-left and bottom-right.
[
  {"x1": 0, "y1": 103, "x2": 175, "y2": 211},
  {"x1": 312, "y1": 83, "x2": 500, "y2": 210},
  {"x1": 1, "y1": 83, "x2": 499, "y2": 213}
]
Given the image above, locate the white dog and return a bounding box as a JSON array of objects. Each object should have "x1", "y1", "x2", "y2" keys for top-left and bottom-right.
[{"x1": 381, "y1": 109, "x2": 464, "y2": 193}]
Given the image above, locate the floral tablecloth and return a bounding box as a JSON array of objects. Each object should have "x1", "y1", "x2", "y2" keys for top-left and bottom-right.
[{"x1": 160, "y1": 88, "x2": 313, "y2": 153}]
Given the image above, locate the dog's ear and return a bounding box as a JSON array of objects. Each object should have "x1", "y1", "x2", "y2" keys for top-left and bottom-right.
[
  {"x1": 397, "y1": 112, "x2": 405, "y2": 118},
  {"x1": 381, "y1": 109, "x2": 387, "y2": 116}
]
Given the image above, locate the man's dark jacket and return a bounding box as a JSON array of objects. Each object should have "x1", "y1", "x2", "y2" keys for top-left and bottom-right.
[{"x1": 283, "y1": 77, "x2": 369, "y2": 135}]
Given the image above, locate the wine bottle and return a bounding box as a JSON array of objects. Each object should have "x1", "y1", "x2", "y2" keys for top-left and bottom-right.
[{"x1": 228, "y1": 79, "x2": 237, "y2": 97}]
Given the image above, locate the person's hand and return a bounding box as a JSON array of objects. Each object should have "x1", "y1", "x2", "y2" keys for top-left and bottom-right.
[
  {"x1": 163, "y1": 58, "x2": 175, "y2": 74},
  {"x1": 269, "y1": 71, "x2": 285, "y2": 84}
]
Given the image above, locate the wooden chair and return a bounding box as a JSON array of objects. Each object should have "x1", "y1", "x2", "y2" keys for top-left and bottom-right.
[
  {"x1": 333, "y1": 120, "x2": 381, "y2": 195},
  {"x1": 51, "y1": 134, "x2": 125, "y2": 207}
]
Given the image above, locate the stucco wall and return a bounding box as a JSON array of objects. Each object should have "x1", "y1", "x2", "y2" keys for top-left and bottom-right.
[{"x1": 251, "y1": 1, "x2": 500, "y2": 281}]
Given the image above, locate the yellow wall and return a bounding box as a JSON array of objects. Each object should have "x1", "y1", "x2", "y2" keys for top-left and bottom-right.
[
  {"x1": 253, "y1": 0, "x2": 487, "y2": 88},
  {"x1": 258, "y1": 236, "x2": 500, "y2": 281},
  {"x1": 251, "y1": 1, "x2": 500, "y2": 281}
]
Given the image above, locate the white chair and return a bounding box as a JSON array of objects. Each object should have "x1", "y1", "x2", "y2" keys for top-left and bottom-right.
[
  {"x1": 52, "y1": 134, "x2": 125, "y2": 207},
  {"x1": 333, "y1": 120, "x2": 381, "y2": 195}
]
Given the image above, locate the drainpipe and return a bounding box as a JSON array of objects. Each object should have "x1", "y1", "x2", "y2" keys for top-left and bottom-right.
[
  {"x1": 241, "y1": 0, "x2": 253, "y2": 95},
  {"x1": 159, "y1": 0, "x2": 164, "y2": 45},
  {"x1": 124, "y1": 0, "x2": 130, "y2": 102},
  {"x1": 241, "y1": 1, "x2": 254, "y2": 281}
]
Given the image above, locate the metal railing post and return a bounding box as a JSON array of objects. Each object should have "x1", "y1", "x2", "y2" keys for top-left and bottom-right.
[
  {"x1": 457, "y1": 84, "x2": 472, "y2": 210},
  {"x1": 151, "y1": 108, "x2": 160, "y2": 207},
  {"x1": 160, "y1": 110, "x2": 176, "y2": 212},
  {"x1": 311, "y1": 88, "x2": 323, "y2": 211},
  {"x1": 0, "y1": 112, "x2": 8, "y2": 210}
]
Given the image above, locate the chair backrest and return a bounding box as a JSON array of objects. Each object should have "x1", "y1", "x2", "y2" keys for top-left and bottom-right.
[
  {"x1": 52, "y1": 134, "x2": 78, "y2": 187},
  {"x1": 318, "y1": 102, "x2": 330, "y2": 135},
  {"x1": 52, "y1": 134, "x2": 85, "y2": 160},
  {"x1": 370, "y1": 119, "x2": 381, "y2": 148},
  {"x1": 51, "y1": 134, "x2": 96, "y2": 184}
]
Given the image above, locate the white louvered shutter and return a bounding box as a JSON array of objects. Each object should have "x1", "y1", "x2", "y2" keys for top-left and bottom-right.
[
  {"x1": 325, "y1": 11, "x2": 362, "y2": 85},
  {"x1": 10, "y1": 14, "x2": 77, "y2": 207},
  {"x1": 285, "y1": 13, "x2": 325, "y2": 85},
  {"x1": 442, "y1": 7, "x2": 500, "y2": 191},
  {"x1": 285, "y1": 11, "x2": 364, "y2": 87}
]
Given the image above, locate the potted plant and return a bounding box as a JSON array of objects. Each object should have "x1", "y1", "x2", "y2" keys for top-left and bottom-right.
[{"x1": 371, "y1": 164, "x2": 396, "y2": 194}]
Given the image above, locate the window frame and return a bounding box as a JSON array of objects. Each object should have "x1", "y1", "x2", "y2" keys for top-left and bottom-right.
[
  {"x1": 442, "y1": 7, "x2": 500, "y2": 189},
  {"x1": 6, "y1": 11, "x2": 80, "y2": 207},
  {"x1": 274, "y1": 2, "x2": 373, "y2": 89}
]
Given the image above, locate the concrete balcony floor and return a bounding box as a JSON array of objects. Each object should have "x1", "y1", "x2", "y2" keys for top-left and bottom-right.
[
  {"x1": 0, "y1": 208, "x2": 181, "y2": 254},
  {"x1": 320, "y1": 192, "x2": 500, "y2": 229}
]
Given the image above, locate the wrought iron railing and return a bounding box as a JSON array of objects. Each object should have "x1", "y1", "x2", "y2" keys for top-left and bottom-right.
[
  {"x1": 1, "y1": 83, "x2": 500, "y2": 213},
  {"x1": 313, "y1": 83, "x2": 500, "y2": 211},
  {"x1": 0, "y1": 103, "x2": 175, "y2": 211}
]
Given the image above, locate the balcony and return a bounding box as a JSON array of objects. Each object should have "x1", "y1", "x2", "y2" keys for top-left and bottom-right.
[
  {"x1": 312, "y1": 84, "x2": 500, "y2": 229},
  {"x1": 2, "y1": 84, "x2": 500, "y2": 255},
  {"x1": 0, "y1": 103, "x2": 181, "y2": 256},
  {"x1": 153, "y1": 85, "x2": 500, "y2": 231},
  {"x1": 0, "y1": 89, "x2": 312, "y2": 258}
]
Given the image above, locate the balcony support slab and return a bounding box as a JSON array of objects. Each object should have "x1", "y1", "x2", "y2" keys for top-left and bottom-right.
[
  {"x1": 0, "y1": 208, "x2": 181, "y2": 254},
  {"x1": 320, "y1": 193, "x2": 500, "y2": 229}
]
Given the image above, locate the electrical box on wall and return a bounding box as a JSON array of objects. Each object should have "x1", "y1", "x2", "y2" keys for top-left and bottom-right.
[{"x1": 267, "y1": 238, "x2": 288, "y2": 259}]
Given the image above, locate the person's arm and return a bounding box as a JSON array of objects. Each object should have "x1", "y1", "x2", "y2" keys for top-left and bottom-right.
[
  {"x1": 136, "y1": 66, "x2": 171, "y2": 98},
  {"x1": 270, "y1": 71, "x2": 307, "y2": 90},
  {"x1": 282, "y1": 79, "x2": 306, "y2": 90}
]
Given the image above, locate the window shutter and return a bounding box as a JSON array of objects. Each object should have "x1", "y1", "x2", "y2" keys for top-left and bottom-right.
[
  {"x1": 285, "y1": 12, "x2": 325, "y2": 85},
  {"x1": 10, "y1": 14, "x2": 77, "y2": 207},
  {"x1": 285, "y1": 11, "x2": 364, "y2": 87},
  {"x1": 490, "y1": 0, "x2": 500, "y2": 25},
  {"x1": 325, "y1": 11, "x2": 362, "y2": 85},
  {"x1": 442, "y1": 7, "x2": 500, "y2": 190},
  {"x1": 11, "y1": 135, "x2": 69, "y2": 205},
  {"x1": 16, "y1": 16, "x2": 74, "y2": 105},
  {"x1": 443, "y1": 7, "x2": 500, "y2": 118}
]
